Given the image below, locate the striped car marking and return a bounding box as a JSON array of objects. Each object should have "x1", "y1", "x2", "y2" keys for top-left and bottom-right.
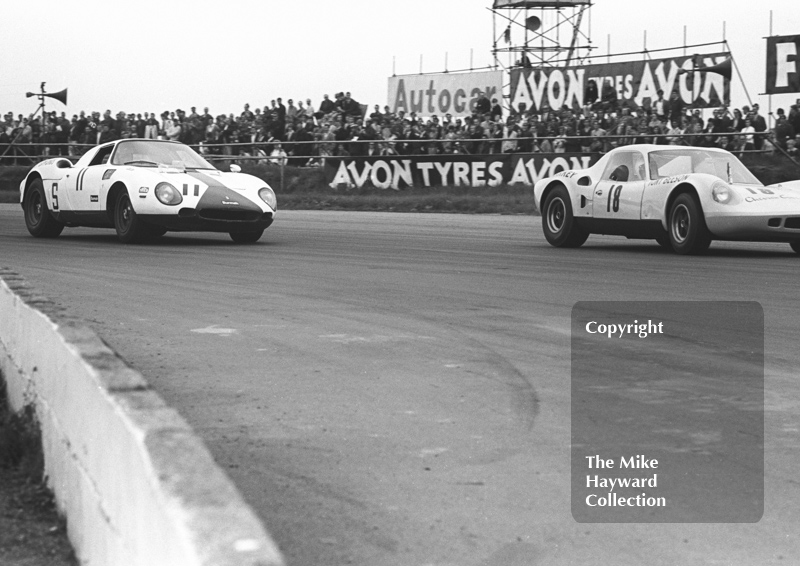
[
  {"x1": 76, "y1": 168, "x2": 88, "y2": 191},
  {"x1": 182, "y1": 183, "x2": 200, "y2": 196}
]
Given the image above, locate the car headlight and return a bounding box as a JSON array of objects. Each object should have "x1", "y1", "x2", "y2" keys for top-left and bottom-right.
[
  {"x1": 155, "y1": 182, "x2": 182, "y2": 205},
  {"x1": 259, "y1": 187, "x2": 277, "y2": 210},
  {"x1": 711, "y1": 181, "x2": 740, "y2": 205}
]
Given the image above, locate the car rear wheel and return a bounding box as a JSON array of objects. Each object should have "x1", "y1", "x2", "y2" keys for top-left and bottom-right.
[
  {"x1": 24, "y1": 178, "x2": 64, "y2": 238},
  {"x1": 541, "y1": 186, "x2": 588, "y2": 248},
  {"x1": 668, "y1": 193, "x2": 711, "y2": 255},
  {"x1": 229, "y1": 230, "x2": 264, "y2": 243},
  {"x1": 655, "y1": 232, "x2": 671, "y2": 250},
  {"x1": 114, "y1": 191, "x2": 161, "y2": 243}
]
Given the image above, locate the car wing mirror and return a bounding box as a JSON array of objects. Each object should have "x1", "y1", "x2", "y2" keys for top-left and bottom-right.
[{"x1": 230, "y1": 164, "x2": 241, "y2": 173}]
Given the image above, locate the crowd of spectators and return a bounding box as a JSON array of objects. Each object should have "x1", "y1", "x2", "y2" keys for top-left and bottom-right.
[{"x1": 2, "y1": 88, "x2": 799, "y2": 166}]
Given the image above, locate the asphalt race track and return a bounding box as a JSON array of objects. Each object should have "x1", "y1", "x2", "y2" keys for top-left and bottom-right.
[{"x1": 1, "y1": 204, "x2": 798, "y2": 565}]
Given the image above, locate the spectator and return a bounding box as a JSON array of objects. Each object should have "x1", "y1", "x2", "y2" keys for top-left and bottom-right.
[
  {"x1": 318, "y1": 94, "x2": 335, "y2": 116},
  {"x1": 491, "y1": 98, "x2": 503, "y2": 121},
  {"x1": 667, "y1": 91, "x2": 684, "y2": 125},
  {"x1": 773, "y1": 109, "x2": 795, "y2": 150},
  {"x1": 739, "y1": 118, "x2": 756, "y2": 153},
  {"x1": 165, "y1": 119, "x2": 181, "y2": 141},
  {"x1": 475, "y1": 91, "x2": 491, "y2": 115},
  {"x1": 286, "y1": 99, "x2": 298, "y2": 121},
  {"x1": 269, "y1": 143, "x2": 287, "y2": 166},
  {"x1": 750, "y1": 103, "x2": 767, "y2": 150},
  {"x1": 501, "y1": 124, "x2": 518, "y2": 153}
]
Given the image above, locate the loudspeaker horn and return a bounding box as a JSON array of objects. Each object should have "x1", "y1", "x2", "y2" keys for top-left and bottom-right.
[
  {"x1": 525, "y1": 16, "x2": 541, "y2": 32},
  {"x1": 44, "y1": 88, "x2": 68, "y2": 105},
  {"x1": 700, "y1": 58, "x2": 732, "y2": 81},
  {"x1": 678, "y1": 58, "x2": 732, "y2": 81}
]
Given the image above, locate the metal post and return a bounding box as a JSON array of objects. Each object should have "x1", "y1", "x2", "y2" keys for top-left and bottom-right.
[
  {"x1": 683, "y1": 26, "x2": 687, "y2": 56},
  {"x1": 607, "y1": 34, "x2": 610, "y2": 64},
  {"x1": 768, "y1": 10, "x2": 773, "y2": 128}
]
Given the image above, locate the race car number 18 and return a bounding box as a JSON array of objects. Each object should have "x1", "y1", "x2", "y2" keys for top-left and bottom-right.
[{"x1": 607, "y1": 185, "x2": 622, "y2": 213}]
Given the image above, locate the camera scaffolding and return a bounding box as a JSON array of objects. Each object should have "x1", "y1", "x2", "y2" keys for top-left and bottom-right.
[{"x1": 491, "y1": 0, "x2": 594, "y2": 70}]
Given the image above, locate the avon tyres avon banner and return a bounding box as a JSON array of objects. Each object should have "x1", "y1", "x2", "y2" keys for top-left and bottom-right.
[
  {"x1": 324, "y1": 153, "x2": 599, "y2": 189},
  {"x1": 765, "y1": 35, "x2": 800, "y2": 94},
  {"x1": 509, "y1": 53, "x2": 731, "y2": 112},
  {"x1": 388, "y1": 71, "x2": 504, "y2": 119}
]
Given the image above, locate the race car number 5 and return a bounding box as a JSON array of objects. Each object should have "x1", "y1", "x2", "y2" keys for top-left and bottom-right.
[
  {"x1": 606, "y1": 184, "x2": 622, "y2": 213},
  {"x1": 51, "y1": 182, "x2": 59, "y2": 211}
]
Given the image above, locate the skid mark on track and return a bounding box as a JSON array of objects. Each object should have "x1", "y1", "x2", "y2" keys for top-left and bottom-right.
[
  {"x1": 191, "y1": 325, "x2": 238, "y2": 336},
  {"x1": 319, "y1": 333, "x2": 435, "y2": 344}
]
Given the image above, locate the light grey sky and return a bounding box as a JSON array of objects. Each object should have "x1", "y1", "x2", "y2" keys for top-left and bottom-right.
[{"x1": 1, "y1": 0, "x2": 797, "y2": 118}]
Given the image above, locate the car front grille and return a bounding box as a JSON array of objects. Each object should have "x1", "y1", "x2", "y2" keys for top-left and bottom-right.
[{"x1": 197, "y1": 209, "x2": 264, "y2": 222}]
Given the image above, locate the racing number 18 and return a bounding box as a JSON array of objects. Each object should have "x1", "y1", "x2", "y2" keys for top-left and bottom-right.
[{"x1": 607, "y1": 184, "x2": 622, "y2": 213}]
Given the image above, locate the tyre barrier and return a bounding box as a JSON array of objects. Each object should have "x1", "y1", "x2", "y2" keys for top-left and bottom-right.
[{"x1": 0, "y1": 268, "x2": 283, "y2": 566}]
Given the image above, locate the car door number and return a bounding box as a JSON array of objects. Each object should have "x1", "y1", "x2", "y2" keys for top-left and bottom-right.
[
  {"x1": 51, "y1": 182, "x2": 58, "y2": 211},
  {"x1": 606, "y1": 184, "x2": 622, "y2": 213}
]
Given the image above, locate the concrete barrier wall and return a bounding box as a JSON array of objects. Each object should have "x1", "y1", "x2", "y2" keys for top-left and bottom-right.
[{"x1": 0, "y1": 268, "x2": 283, "y2": 566}]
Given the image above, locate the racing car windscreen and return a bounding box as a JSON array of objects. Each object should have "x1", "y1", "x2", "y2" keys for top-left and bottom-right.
[
  {"x1": 647, "y1": 150, "x2": 762, "y2": 186},
  {"x1": 111, "y1": 140, "x2": 216, "y2": 170}
]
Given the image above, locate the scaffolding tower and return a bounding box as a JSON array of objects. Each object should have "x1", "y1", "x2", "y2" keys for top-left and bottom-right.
[{"x1": 491, "y1": 0, "x2": 594, "y2": 70}]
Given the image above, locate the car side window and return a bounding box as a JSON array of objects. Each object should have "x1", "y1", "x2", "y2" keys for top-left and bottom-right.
[
  {"x1": 601, "y1": 152, "x2": 633, "y2": 182},
  {"x1": 89, "y1": 145, "x2": 114, "y2": 166},
  {"x1": 602, "y1": 151, "x2": 647, "y2": 182}
]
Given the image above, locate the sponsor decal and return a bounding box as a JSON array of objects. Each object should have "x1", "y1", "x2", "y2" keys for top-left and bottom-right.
[
  {"x1": 222, "y1": 196, "x2": 240, "y2": 205},
  {"x1": 646, "y1": 175, "x2": 689, "y2": 187},
  {"x1": 90, "y1": 195, "x2": 99, "y2": 203},
  {"x1": 745, "y1": 194, "x2": 800, "y2": 202},
  {"x1": 765, "y1": 34, "x2": 800, "y2": 94},
  {"x1": 388, "y1": 71, "x2": 504, "y2": 118},
  {"x1": 509, "y1": 53, "x2": 730, "y2": 112},
  {"x1": 324, "y1": 153, "x2": 598, "y2": 189}
]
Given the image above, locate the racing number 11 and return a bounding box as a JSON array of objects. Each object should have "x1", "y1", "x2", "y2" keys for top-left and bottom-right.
[{"x1": 607, "y1": 184, "x2": 622, "y2": 213}]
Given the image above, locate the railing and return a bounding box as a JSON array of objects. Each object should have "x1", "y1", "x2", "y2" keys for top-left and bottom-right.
[{"x1": 0, "y1": 131, "x2": 792, "y2": 167}]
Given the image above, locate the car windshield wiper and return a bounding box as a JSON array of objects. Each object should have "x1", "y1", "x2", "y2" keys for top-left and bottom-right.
[{"x1": 124, "y1": 160, "x2": 159, "y2": 167}]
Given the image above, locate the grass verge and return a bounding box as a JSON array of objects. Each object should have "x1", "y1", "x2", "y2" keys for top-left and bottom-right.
[{"x1": 0, "y1": 374, "x2": 77, "y2": 565}]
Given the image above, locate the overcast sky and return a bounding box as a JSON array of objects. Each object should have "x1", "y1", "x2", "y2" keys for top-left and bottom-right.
[{"x1": 2, "y1": 0, "x2": 797, "y2": 119}]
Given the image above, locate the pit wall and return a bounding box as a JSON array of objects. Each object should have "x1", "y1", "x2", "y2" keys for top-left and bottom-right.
[{"x1": 0, "y1": 268, "x2": 283, "y2": 566}]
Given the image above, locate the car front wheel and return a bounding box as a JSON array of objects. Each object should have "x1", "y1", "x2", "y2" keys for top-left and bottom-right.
[
  {"x1": 668, "y1": 193, "x2": 711, "y2": 255},
  {"x1": 114, "y1": 191, "x2": 156, "y2": 243},
  {"x1": 229, "y1": 230, "x2": 264, "y2": 243},
  {"x1": 541, "y1": 186, "x2": 588, "y2": 248},
  {"x1": 24, "y1": 178, "x2": 64, "y2": 238}
]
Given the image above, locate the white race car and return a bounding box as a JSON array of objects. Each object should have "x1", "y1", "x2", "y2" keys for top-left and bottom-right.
[
  {"x1": 20, "y1": 139, "x2": 277, "y2": 243},
  {"x1": 533, "y1": 144, "x2": 800, "y2": 254}
]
